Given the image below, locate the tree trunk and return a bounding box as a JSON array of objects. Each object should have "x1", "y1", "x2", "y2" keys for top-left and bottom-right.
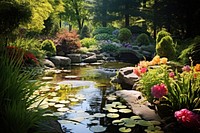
[{"x1": 125, "y1": 3, "x2": 129, "y2": 27}]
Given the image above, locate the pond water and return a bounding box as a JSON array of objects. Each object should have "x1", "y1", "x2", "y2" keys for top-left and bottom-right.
[{"x1": 38, "y1": 62, "x2": 136, "y2": 133}]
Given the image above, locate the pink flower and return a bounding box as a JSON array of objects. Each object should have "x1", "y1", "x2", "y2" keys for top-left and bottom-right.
[
  {"x1": 140, "y1": 67, "x2": 147, "y2": 73},
  {"x1": 169, "y1": 72, "x2": 175, "y2": 78},
  {"x1": 174, "y1": 109, "x2": 200, "y2": 128},
  {"x1": 182, "y1": 65, "x2": 191, "y2": 72},
  {"x1": 151, "y1": 83, "x2": 168, "y2": 98}
]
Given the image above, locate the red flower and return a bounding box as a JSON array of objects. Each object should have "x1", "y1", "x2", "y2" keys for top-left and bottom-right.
[
  {"x1": 23, "y1": 52, "x2": 39, "y2": 65},
  {"x1": 174, "y1": 109, "x2": 200, "y2": 128},
  {"x1": 151, "y1": 83, "x2": 168, "y2": 98}
]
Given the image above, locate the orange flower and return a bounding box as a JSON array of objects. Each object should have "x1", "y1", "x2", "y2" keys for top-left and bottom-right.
[
  {"x1": 194, "y1": 64, "x2": 200, "y2": 72},
  {"x1": 160, "y1": 57, "x2": 168, "y2": 64},
  {"x1": 138, "y1": 61, "x2": 148, "y2": 68},
  {"x1": 152, "y1": 55, "x2": 160, "y2": 65}
]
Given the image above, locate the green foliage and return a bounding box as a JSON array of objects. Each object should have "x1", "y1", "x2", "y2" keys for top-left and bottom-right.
[
  {"x1": 92, "y1": 27, "x2": 114, "y2": 36},
  {"x1": 94, "y1": 33, "x2": 114, "y2": 41},
  {"x1": 0, "y1": 0, "x2": 31, "y2": 37},
  {"x1": 118, "y1": 28, "x2": 132, "y2": 43},
  {"x1": 10, "y1": 38, "x2": 45, "y2": 60},
  {"x1": 156, "y1": 29, "x2": 171, "y2": 44},
  {"x1": 80, "y1": 25, "x2": 90, "y2": 39},
  {"x1": 80, "y1": 38, "x2": 97, "y2": 48},
  {"x1": 136, "y1": 33, "x2": 150, "y2": 46},
  {"x1": 0, "y1": 46, "x2": 52, "y2": 133},
  {"x1": 99, "y1": 43, "x2": 119, "y2": 53},
  {"x1": 41, "y1": 39, "x2": 56, "y2": 57},
  {"x1": 156, "y1": 35, "x2": 176, "y2": 60},
  {"x1": 23, "y1": 0, "x2": 54, "y2": 31},
  {"x1": 55, "y1": 29, "x2": 81, "y2": 54}
]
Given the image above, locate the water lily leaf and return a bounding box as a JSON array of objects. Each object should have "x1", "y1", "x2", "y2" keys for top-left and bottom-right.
[
  {"x1": 57, "y1": 107, "x2": 69, "y2": 112},
  {"x1": 149, "y1": 120, "x2": 161, "y2": 125},
  {"x1": 93, "y1": 113, "x2": 106, "y2": 118},
  {"x1": 119, "y1": 127, "x2": 132, "y2": 133},
  {"x1": 69, "y1": 98, "x2": 79, "y2": 102},
  {"x1": 89, "y1": 125, "x2": 107, "y2": 133},
  {"x1": 48, "y1": 102, "x2": 56, "y2": 106},
  {"x1": 105, "y1": 104, "x2": 116, "y2": 108},
  {"x1": 107, "y1": 113, "x2": 120, "y2": 118},
  {"x1": 112, "y1": 120, "x2": 124, "y2": 126},
  {"x1": 119, "y1": 109, "x2": 132, "y2": 113},
  {"x1": 130, "y1": 115, "x2": 142, "y2": 120},
  {"x1": 53, "y1": 112, "x2": 65, "y2": 116},
  {"x1": 112, "y1": 102, "x2": 122, "y2": 106},
  {"x1": 91, "y1": 120, "x2": 99, "y2": 124},
  {"x1": 59, "y1": 100, "x2": 70, "y2": 104},
  {"x1": 108, "y1": 108, "x2": 118, "y2": 113},
  {"x1": 124, "y1": 123, "x2": 136, "y2": 127},
  {"x1": 54, "y1": 104, "x2": 65, "y2": 108},
  {"x1": 116, "y1": 105, "x2": 127, "y2": 109},
  {"x1": 137, "y1": 120, "x2": 153, "y2": 126},
  {"x1": 146, "y1": 125, "x2": 162, "y2": 131}
]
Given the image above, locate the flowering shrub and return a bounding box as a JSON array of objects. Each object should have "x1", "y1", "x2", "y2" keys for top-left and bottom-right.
[
  {"x1": 136, "y1": 58, "x2": 200, "y2": 131},
  {"x1": 174, "y1": 109, "x2": 200, "y2": 129},
  {"x1": 151, "y1": 83, "x2": 168, "y2": 98}
]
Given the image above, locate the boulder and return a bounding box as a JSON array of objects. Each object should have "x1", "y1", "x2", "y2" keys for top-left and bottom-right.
[
  {"x1": 43, "y1": 59, "x2": 55, "y2": 68},
  {"x1": 49, "y1": 56, "x2": 71, "y2": 67},
  {"x1": 83, "y1": 54, "x2": 97, "y2": 63},
  {"x1": 111, "y1": 67, "x2": 139, "y2": 89},
  {"x1": 67, "y1": 54, "x2": 82, "y2": 63},
  {"x1": 115, "y1": 90, "x2": 161, "y2": 121}
]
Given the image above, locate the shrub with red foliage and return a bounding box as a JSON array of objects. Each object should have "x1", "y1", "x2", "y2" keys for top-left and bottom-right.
[
  {"x1": 55, "y1": 29, "x2": 81, "y2": 54},
  {"x1": 6, "y1": 46, "x2": 39, "y2": 66}
]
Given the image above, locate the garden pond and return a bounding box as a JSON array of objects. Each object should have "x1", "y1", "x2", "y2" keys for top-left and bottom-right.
[{"x1": 35, "y1": 62, "x2": 164, "y2": 133}]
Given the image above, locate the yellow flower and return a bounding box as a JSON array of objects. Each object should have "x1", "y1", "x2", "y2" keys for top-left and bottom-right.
[
  {"x1": 139, "y1": 61, "x2": 148, "y2": 68},
  {"x1": 160, "y1": 57, "x2": 168, "y2": 64}
]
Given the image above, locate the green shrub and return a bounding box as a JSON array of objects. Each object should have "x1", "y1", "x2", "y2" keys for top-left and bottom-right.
[
  {"x1": 92, "y1": 27, "x2": 114, "y2": 36},
  {"x1": 156, "y1": 29, "x2": 170, "y2": 44},
  {"x1": 41, "y1": 39, "x2": 56, "y2": 57},
  {"x1": 80, "y1": 38, "x2": 97, "y2": 48},
  {"x1": 55, "y1": 29, "x2": 81, "y2": 54},
  {"x1": 94, "y1": 33, "x2": 114, "y2": 41},
  {"x1": 10, "y1": 38, "x2": 45, "y2": 60},
  {"x1": 99, "y1": 43, "x2": 119, "y2": 53},
  {"x1": 156, "y1": 35, "x2": 176, "y2": 60},
  {"x1": 118, "y1": 28, "x2": 132, "y2": 43},
  {"x1": 80, "y1": 25, "x2": 90, "y2": 39},
  {"x1": 136, "y1": 33, "x2": 150, "y2": 46}
]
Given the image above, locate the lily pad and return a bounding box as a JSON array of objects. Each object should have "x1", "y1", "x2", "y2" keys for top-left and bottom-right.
[
  {"x1": 116, "y1": 105, "x2": 127, "y2": 109},
  {"x1": 41, "y1": 77, "x2": 53, "y2": 81},
  {"x1": 93, "y1": 113, "x2": 106, "y2": 118},
  {"x1": 119, "y1": 127, "x2": 132, "y2": 133},
  {"x1": 149, "y1": 120, "x2": 161, "y2": 125},
  {"x1": 59, "y1": 100, "x2": 70, "y2": 104},
  {"x1": 107, "y1": 113, "x2": 120, "y2": 118},
  {"x1": 108, "y1": 108, "x2": 118, "y2": 113},
  {"x1": 124, "y1": 123, "x2": 136, "y2": 128},
  {"x1": 57, "y1": 107, "x2": 69, "y2": 112},
  {"x1": 112, "y1": 120, "x2": 124, "y2": 126},
  {"x1": 91, "y1": 120, "x2": 99, "y2": 124},
  {"x1": 112, "y1": 102, "x2": 122, "y2": 106},
  {"x1": 119, "y1": 109, "x2": 132, "y2": 113},
  {"x1": 130, "y1": 115, "x2": 142, "y2": 120},
  {"x1": 48, "y1": 102, "x2": 56, "y2": 106},
  {"x1": 137, "y1": 120, "x2": 153, "y2": 126},
  {"x1": 89, "y1": 125, "x2": 107, "y2": 133},
  {"x1": 54, "y1": 104, "x2": 65, "y2": 108}
]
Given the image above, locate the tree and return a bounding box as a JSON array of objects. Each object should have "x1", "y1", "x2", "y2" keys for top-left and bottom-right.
[
  {"x1": 0, "y1": 0, "x2": 31, "y2": 42},
  {"x1": 63, "y1": 0, "x2": 91, "y2": 31}
]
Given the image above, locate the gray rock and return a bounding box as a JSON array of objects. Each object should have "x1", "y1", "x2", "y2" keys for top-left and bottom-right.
[
  {"x1": 83, "y1": 55, "x2": 97, "y2": 63},
  {"x1": 43, "y1": 59, "x2": 55, "y2": 68},
  {"x1": 115, "y1": 90, "x2": 161, "y2": 121},
  {"x1": 49, "y1": 56, "x2": 71, "y2": 67},
  {"x1": 67, "y1": 54, "x2": 82, "y2": 63}
]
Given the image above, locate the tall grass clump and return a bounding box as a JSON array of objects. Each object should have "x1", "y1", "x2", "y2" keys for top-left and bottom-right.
[{"x1": 0, "y1": 46, "x2": 54, "y2": 133}]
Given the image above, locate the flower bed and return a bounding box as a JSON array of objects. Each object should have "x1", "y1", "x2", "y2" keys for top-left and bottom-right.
[{"x1": 134, "y1": 55, "x2": 200, "y2": 132}]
